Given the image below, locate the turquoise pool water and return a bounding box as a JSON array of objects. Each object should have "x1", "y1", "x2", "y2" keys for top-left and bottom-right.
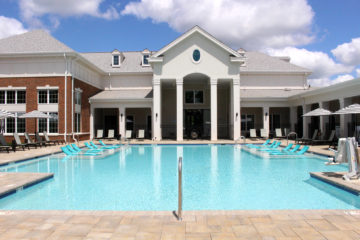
[{"x1": 0, "y1": 144, "x2": 358, "y2": 210}]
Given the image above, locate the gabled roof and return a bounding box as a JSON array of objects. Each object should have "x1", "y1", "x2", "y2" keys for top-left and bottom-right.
[
  {"x1": 241, "y1": 52, "x2": 311, "y2": 73},
  {"x1": 152, "y1": 26, "x2": 241, "y2": 58},
  {"x1": 81, "y1": 52, "x2": 153, "y2": 73},
  {"x1": 0, "y1": 30, "x2": 74, "y2": 54}
]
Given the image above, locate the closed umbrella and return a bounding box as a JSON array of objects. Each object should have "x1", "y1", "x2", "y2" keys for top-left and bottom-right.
[
  {"x1": 19, "y1": 110, "x2": 52, "y2": 134},
  {"x1": 302, "y1": 108, "x2": 333, "y2": 117}
]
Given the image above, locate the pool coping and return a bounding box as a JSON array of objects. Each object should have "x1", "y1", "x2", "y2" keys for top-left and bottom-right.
[
  {"x1": 0, "y1": 172, "x2": 54, "y2": 199},
  {"x1": 310, "y1": 172, "x2": 360, "y2": 195}
]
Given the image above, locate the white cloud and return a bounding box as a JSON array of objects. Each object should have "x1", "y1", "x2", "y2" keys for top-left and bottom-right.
[
  {"x1": 332, "y1": 38, "x2": 360, "y2": 66},
  {"x1": 0, "y1": 16, "x2": 27, "y2": 39},
  {"x1": 19, "y1": 0, "x2": 119, "y2": 29},
  {"x1": 122, "y1": 0, "x2": 314, "y2": 50},
  {"x1": 356, "y1": 68, "x2": 360, "y2": 77},
  {"x1": 308, "y1": 74, "x2": 354, "y2": 87},
  {"x1": 267, "y1": 47, "x2": 353, "y2": 79}
]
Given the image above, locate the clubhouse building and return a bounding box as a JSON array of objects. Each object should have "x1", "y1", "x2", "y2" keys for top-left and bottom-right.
[{"x1": 0, "y1": 26, "x2": 359, "y2": 142}]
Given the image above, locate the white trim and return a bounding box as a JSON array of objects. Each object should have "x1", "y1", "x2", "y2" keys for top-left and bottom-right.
[
  {"x1": 240, "y1": 86, "x2": 309, "y2": 90},
  {"x1": 0, "y1": 86, "x2": 26, "y2": 90},
  {"x1": 152, "y1": 26, "x2": 240, "y2": 58},
  {"x1": 37, "y1": 86, "x2": 59, "y2": 90}
]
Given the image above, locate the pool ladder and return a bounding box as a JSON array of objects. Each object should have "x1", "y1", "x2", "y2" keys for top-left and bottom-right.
[{"x1": 173, "y1": 157, "x2": 183, "y2": 221}]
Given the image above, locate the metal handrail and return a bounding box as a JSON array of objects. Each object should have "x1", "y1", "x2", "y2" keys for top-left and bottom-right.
[
  {"x1": 287, "y1": 132, "x2": 297, "y2": 145},
  {"x1": 173, "y1": 157, "x2": 183, "y2": 221}
]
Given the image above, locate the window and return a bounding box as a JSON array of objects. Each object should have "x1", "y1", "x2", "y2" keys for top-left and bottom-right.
[
  {"x1": 74, "y1": 113, "x2": 81, "y2": 133},
  {"x1": 38, "y1": 89, "x2": 58, "y2": 104},
  {"x1": 185, "y1": 90, "x2": 203, "y2": 104},
  {"x1": 0, "y1": 91, "x2": 4, "y2": 104},
  {"x1": 38, "y1": 112, "x2": 58, "y2": 133},
  {"x1": 241, "y1": 114, "x2": 255, "y2": 131},
  {"x1": 269, "y1": 114, "x2": 280, "y2": 131},
  {"x1": 38, "y1": 90, "x2": 48, "y2": 103},
  {"x1": 126, "y1": 116, "x2": 134, "y2": 131},
  {"x1": 17, "y1": 91, "x2": 26, "y2": 104},
  {"x1": 143, "y1": 55, "x2": 149, "y2": 66},
  {"x1": 193, "y1": 49, "x2": 201, "y2": 62},
  {"x1": 113, "y1": 55, "x2": 119, "y2": 66},
  {"x1": 3, "y1": 112, "x2": 25, "y2": 133},
  {"x1": 75, "y1": 91, "x2": 82, "y2": 105},
  {"x1": 0, "y1": 90, "x2": 26, "y2": 104},
  {"x1": 6, "y1": 91, "x2": 15, "y2": 104}
]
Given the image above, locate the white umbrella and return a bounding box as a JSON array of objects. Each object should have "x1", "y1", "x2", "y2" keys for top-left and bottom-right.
[
  {"x1": 302, "y1": 108, "x2": 333, "y2": 117},
  {"x1": 19, "y1": 110, "x2": 52, "y2": 134},
  {"x1": 0, "y1": 109, "x2": 15, "y2": 119},
  {"x1": 334, "y1": 104, "x2": 360, "y2": 115}
]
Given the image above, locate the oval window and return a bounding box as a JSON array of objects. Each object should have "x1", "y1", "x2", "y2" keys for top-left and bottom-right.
[{"x1": 193, "y1": 49, "x2": 200, "y2": 62}]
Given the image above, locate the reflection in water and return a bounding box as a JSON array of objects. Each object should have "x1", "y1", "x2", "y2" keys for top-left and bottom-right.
[
  {"x1": 232, "y1": 146, "x2": 241, "y2": 188},
  {"x1": 153, "y1": 146, "x2": 161, "y2": 196},
  {"x1": 210, "y1": 145, "x2": 218, "y2": 190},
  {"x1": 139, "y1": 146, "x2": 145, "y2": 155}
]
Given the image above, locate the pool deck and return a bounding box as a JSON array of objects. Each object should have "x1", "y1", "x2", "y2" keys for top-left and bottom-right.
[
  {"x1": 0, "y1": 172, "x2": 53, "y2": 198},
  {"x1": 310, "y1": 172, "x2": 360, "y2": 195},
  {"x1": 0, "y1": 209, "x2": 360, "y2": 239},
  {"x1": 1, "y1": 139, "x2": 360, "y2": 239}
]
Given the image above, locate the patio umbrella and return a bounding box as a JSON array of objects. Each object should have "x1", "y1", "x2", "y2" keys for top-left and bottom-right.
[
  {"x1": 19, "y1": 110, "x2": 52, "y2": 134},
  {"x1": 0, "y1": 109, "x2": 15, "y2": 133},
  {"x1": 334, "y1": 104, "x2": 360, "y2": 140},
  {"x1": 302, "y1": 108, "x2": 333, "y2": 117}
]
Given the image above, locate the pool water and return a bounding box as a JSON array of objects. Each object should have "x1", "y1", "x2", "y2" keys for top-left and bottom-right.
[{"x1": 0, "y1": 144, "x2": 358, "y2": 210}]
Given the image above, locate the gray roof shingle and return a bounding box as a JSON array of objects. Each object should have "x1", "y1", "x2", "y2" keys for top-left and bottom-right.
[
  {"x1": 0, "y1": 30, "x2": 74, "y2": 54},
  {"x1": 90, "y1": 89, "x2": 153, "y2": 101},
  {"x1": 241, "y1": 52, "x2": 311, "y2": 73},
  {"x1": 81, "y1": 52, "x2": 153, "y2": 73}
]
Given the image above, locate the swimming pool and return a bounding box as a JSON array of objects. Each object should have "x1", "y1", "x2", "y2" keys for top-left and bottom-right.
[{"x1": 0, "y1": 144, "x2": 358, "y2": 210}]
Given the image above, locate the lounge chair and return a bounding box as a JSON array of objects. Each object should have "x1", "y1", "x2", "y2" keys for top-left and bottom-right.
[
  {"x1": 311, "y1": 130, "x2": 336, "y2": 146},
  {"x1": 35, "y1": 132, "x2": 49, "y2": 146},
  {"x1": 258, "y1": 141, "x2": 281, "y2": 151},
  {"x1": 260, "y1": 129, "x2": 268, "y2": 139},
  {"x1": 90, "y1": 141, "x2": 113, "y2": 149},
  {"x1": 125, "y1": 130, "x2": 132, "y2": 140},
  {"x1": 296, "y1": 146, "x2": 309, "y2": 155},
  {"x1": 61, "y1": 146, "x2": 99, "y2": 156},
  {"x1": 246, "y1": 139, "x2": 271, "y2": 148},
  {"x1": 14, "y1": 133, "x2": 37, "y2": 150},
  {"x1": 71, "y1": 143, "x2": 100, "y2": 153},
  {"x1": 249, "y1": 129, "x2": 257, "y2": 139},
  {"x1": 0, "y1": 134, "x2": 12, "y2": 153},
  {"x1": 296, "y1": 129, "x2": 318, "y2": 145},
  {"x1": 95, "y1": 129, "x2": 104, "y2": 139},
  {"x1": 43, "y1": 131, "x2": 60, "y2": 145},
  {"x1": 106, "y1": 129, "x2": 115, "y2": 140},
  {"x1": 24, "y1": 132, "x2": 42, "y2": 148},
  {"x1": 84, "y1": 142, "x2": 102, "y2": 152},
  {"x1": 137, "y1": 129, "x2": 145, "y2": 140},
  {"x1": 267, "y1": 143, "x2": 294, "y2": 153},
  {"x1": 249, "y1": 140, "x2": 276, "y2": 149},
  {"x1": 98, "y1": 140, "x2": 119, "y2": 148},
  {"x1": 275, "y1": 128, "x2": 285, "y2": 139}
]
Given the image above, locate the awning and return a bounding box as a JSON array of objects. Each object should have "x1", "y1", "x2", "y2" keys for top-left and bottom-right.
[{"x1": 90, "y1": 89, "x2": 153, "y2": 102}]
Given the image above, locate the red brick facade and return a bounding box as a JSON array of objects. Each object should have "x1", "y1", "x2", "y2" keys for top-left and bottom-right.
[{"x1": 0, "y1": 76, "x2": 101, "y2": 143}]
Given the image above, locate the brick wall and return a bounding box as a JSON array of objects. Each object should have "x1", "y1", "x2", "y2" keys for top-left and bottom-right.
[{"x1": 0, "y1": 76, "x2": 101, "y2": 143}]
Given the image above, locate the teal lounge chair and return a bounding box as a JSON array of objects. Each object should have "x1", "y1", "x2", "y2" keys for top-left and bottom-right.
[
  {"x1": 90, "y1": 141, "x2": 114, "y2": 150},
  {"x1": 270, "y1": 144, "x2": 301, "y2": 155},
  {"x1": 99, "y1": 140, "x2": 120, "y2": 148},
  {"x1": 248, "y1": 140, "x2": 273, "y2": 149},
  {"x1": 258, "y1": 141, "x2": 281, "y2": 151},
  {"x1": 267, "y1": 143, "x2": 293, "y2": 153},
  {"x1": 296, "y1": 146, "x2": 309, "y2": 155},
  {"x1": 84, "y1": 142, "x2": 102, "y2": 152},
  {"x1": 71, "y1": 144, "x2": 100, "y2": 153},
  {"x1": 61, "y1": 147, "x2": 98, "y2": 156}
]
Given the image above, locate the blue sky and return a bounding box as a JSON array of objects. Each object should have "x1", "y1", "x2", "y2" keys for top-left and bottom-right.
[{"x1": 0, "y1": 0, "x2": 359, "y2": 86}]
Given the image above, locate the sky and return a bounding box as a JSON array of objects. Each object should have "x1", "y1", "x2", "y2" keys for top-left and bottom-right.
[{"x1": 0, "y1": 0, "x2": 359, "y2": 87}]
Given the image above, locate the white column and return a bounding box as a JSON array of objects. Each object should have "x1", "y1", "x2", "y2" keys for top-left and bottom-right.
[
  {"x1": 289, "y1": 106, "x2": 297, "y2": 132},
  {"x1": 339, "y1": 98, "x2": 351, "y2": 137},
  {"x1": 153, "y1": 78, "x2": 161, "y2": 140},
  {"x1": 263, "y1": 106, "x2": 269, "y2": 137},
  {"x1": 119, "y1": 106, "x2": 125, "y2": 139},
  {"x1": 232, "y1": 78, "x2": 241, "y2": 140},
  {"x1": 90, "y1": 105, "x2": 94, "y2": 139},
  {"x1": 176, "y1": 78, "x2": 183, "y2": 141},
  {"x1": 210, "y1": 79, "x2": 218, "y2": 141},
  {"x1": 302, "y1": 104, "x2": 310, "y2": 138},
  {"x1": 319, "y1": 102, "x2": 325, "y2": 139}
]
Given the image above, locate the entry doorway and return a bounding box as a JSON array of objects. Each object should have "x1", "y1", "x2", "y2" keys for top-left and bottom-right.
[{"x1": 184, "y1": 109, "x2": 210, "y2": 139}]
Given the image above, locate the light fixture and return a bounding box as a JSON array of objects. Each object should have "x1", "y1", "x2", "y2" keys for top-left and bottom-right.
[
  {"x1": 120, "y1": 113, "x2": 123, "y2": 120},
  {"x1": 265, "y1": 112, "x2": 268, "y2": 117}
]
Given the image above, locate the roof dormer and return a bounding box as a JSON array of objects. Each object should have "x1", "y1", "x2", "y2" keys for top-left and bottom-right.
[
  {"x1": 112, "y1": 49, "x2": 124, "y2": 68},
  {"x1": 141, "y1": 48, "x2": 151, "y2": 67}
]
